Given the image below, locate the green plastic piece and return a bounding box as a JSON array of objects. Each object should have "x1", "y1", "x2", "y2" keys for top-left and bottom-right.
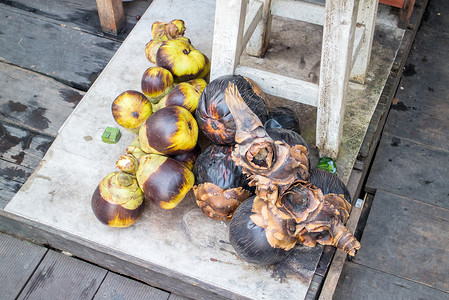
[
  {"x1": 102, "y1": 127, "x2": 121, "y2": 144},
  {"x1": 318, "y1": 157, "x2": 337, "y2": 174}
]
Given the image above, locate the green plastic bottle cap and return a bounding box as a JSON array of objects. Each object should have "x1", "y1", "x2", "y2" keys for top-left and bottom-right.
[
  {"x1": 318, "y1": 157, "x2": 337, "y2": 174},
  {"x1": 102, "y1": 127, "x2": 121, "y2": 144}
]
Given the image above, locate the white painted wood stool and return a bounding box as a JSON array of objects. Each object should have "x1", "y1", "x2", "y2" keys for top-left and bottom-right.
[{"x1": 210, "y1": 0, "x2": 379, "y2": 159}]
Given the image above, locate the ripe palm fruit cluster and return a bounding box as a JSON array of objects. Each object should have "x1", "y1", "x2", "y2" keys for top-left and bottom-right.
[{"x1": 92, "y1": 20, "x2": 206, "y2": 228}]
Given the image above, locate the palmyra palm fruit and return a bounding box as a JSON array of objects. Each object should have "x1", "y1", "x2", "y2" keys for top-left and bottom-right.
[
  {"x1": 229, "y1": 196, "x2": 293, "y2": 265},
  {"x1": 156, "y1": 39, "x2": 208, "y2": 82},
  {"x1": 265, "y1": 107, "x2": 301, "y2": 135},
  {"x1": 138, "y1": 106, "x2": 198, "y2": 155},
  {"x1": 136, "y1": 154, "x2": 195, "y2": 209},
  {"x1": 195, "y1": 75, "x2": 268, "y2": 145},
  {"x1": 151, "y1": 21, "x2": 168, "y2": 41},
  {"x1": 309, "y1": 168, "x2": 351, "y2": 203},
  {"x1": 153, "y1": 82, "x2": 202, "y2": 113},
  {"x1": 188, "y1": 78, "x2": 207, "y2": 94},
  {"x1": 193, "y1": 144, "x2": 253, "y2": 221},
  {"x1": 145, "y1": 39, "x2": 164, "y2": 64},
  {"x1": 141, "y1": 67, "x2": 174, "y2": 104},
  {"x1": 91, "y1": 171, "x2": 144, "y2": 227},
  {"x1": 171, "y1": 143, "x2": 201, "y2": 170},
  {"x1": 166, "y1": 19, "x2": 186, "y2": 39},
  {"x1": 111, "y1": 90, "x2": 153, "y2": 133}
]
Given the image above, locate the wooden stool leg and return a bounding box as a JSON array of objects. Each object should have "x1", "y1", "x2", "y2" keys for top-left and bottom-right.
[
  {"x1": 316, "y1": 0, "x2": 358, "y2": 159},
  {"x1": 399, "y1": 0, "x2": 415, "y2": 28},
  {"x1": 246, "y1": 0, "x2": 273, "y2": 57},
  {"x1": 96, "y1": 0, "x2": 125, "y2": 35},
  {"x1": 210, "y1": 0, "x2": 248, "y2": 80},
  {"x1": 350, "y1": 0, "x2": 378, "y2": 84}
]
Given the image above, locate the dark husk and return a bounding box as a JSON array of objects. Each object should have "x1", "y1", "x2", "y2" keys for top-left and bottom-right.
[
  {"x1": 195, "y1": 75, "x2": 268, "y2": 145},
  {"x1": 266, "y1": 107, "x2": 301, "y2": 134},
  {"x1": 193, "y1": 144, "x2": 252, "y2": 192},
  {"x1": 309, "y1": 168, "x2": 351, "y2": 203},
  {"x1": 229, "y1": 196, "x2": 293, "y2": 265}
]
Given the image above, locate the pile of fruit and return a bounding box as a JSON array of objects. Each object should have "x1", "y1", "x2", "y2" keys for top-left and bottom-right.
[
  {"x1": 91, "y1": 19, "x2": 359, "y2": 266},
  {"x1": 91, "y1": 19, "x2": 209, "y2": 227}
]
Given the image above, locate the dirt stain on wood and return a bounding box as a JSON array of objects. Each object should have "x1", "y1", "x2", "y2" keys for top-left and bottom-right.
[
  {"x1": 8, "y1": 100, "x2": 28, "y2": 112},
  {"x1": 0, "y1": 123, "x2": 21, "y2": 153},
  {"x1": 29, "y1": 107, "x2": 50, "y2": 130},
  {"x1": 0, "y1": 166, "x2": 28, "y2": 182},
  {"x1": 59, "y1": 89, "x2": 83, "y2": 107},
  {"x1": 11, "y1": 151, "x2": 25, "y2": 165}
]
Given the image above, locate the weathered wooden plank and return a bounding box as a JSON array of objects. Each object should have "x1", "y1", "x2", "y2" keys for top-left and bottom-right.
[
  {"x1": 316, "y1": 0, "x2": 358, "y2": 159},
  {"x1": 0, "y1": 0, "x2": 150, "y2": 42},
  {"x1": 271, "y1": 0, "x2": 325, "y2": 26},
  {"x1": 235, "y1": 65, "x2": 319, "y2": 107},
  {"x1": 318, "y1": 170, "x2": 364, "y2": 300},
  {"x1": 0, "y1": 232, "x2": 48, "y2": 300},
  {"x1": 0, "y1": 210, "x2": 229, "y2": 300},
  {"x1": 354, "y1": 190, "x2": 449, "y2": 293},
  {"x1": 245, "y1": 0, "x2": 272, "y2": 57},
  {"x1": 94, "y1": 272, "x2": 170, "y2": 300},
  {"x1": 356, "y1": 0, "x2": 428, "y2": 167},
  {"x1": 385, "y1": 99, "x2": 449, "y2": 152},
  {"x1": 17, "y1": 250, "x2": 107, "y2": 300},
  {"x1": 0, "y1": 62, "x2": 83, "y2": 137},
  {"x1": 366, "y1": 133, "x2": 449, "y2": 210},
  {"x1": 210, "y1": 0, "x2": 248, "y2": 80},
  {"x1": 0, "y1": 160, "x2": 32, "y2": 209},
  {"x1": 168, "y1": 294, "x2": 192, "y2": 300},
  {"x1": 0, "y1": 122, "x2": 53, "y2": 170},
  {"x1": 350, "y1": 0, "x2": 378, "y2": 84},
  {"x1": 0, "y1": 4, "x2": 121, "y2": 91},
  {"x1": 334, "y1": 262, "x2": 449, "y2": 299}
]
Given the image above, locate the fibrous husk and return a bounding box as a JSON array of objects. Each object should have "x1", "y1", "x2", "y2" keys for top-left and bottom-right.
[{"x1": 193, "y1": 183, "x2": 250, "y2": 221}]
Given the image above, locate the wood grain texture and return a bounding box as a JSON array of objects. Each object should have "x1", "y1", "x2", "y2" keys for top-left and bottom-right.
[
  {"x1": 17, "y1": 250, "x2": 107, "y2": 300},
  {"x1": 366, "y1": 133, "x2": 449, "y2": 209},
  {"x1": 355, "y1": 190, "x2": 449, "y2": 293},
  {"x1": 0, "y1": 0, "x2": 150, "y2": 42},
  {"x1": 0, "y1": 160, "x2": 32, "y2": 208},
  {"x1": 0, "y1": 232, "x2": 48, "y2": 300},
  {"x1": 0, "y1": 122, "x2": 53, "y2": 169},
  {"x1": 0, "y1": 62, "x2": 83, "y2": 137},
  {"x1": 0, "y1": 4, "x2": 120, "y2": 91},
  {"x1": 335, "y1": 262, "x2": 449, "y2": 299},
  {"x1": 316, "y1": 0, "x2": 358, "y2": 159},
  {"x1": 96, "y1": 0, "x2": 125, "y2": 35},
  {"x1": 94, "y1": 272, "x2": 170, "y2": 300}
]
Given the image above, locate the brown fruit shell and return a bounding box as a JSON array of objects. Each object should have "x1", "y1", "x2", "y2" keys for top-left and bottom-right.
[{"x1": 193, "y1": 182, "x2": 250, "y2": 221}]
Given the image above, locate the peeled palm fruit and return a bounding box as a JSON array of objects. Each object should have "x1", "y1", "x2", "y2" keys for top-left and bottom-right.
[{"x1": 112, "y1": 90, "x2": 153, "y2": 133}]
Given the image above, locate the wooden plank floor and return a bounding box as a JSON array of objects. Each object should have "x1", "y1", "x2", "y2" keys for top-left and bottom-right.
[
  {"x1": 335, "y1": 0, "x2": 449, "y2": 298},
  {"x1": 0, "y1": 0, "x2": 188, "y2": 298},
  {"x1": 0, "y1": 0, "x2": 445, "y2": 299}
]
